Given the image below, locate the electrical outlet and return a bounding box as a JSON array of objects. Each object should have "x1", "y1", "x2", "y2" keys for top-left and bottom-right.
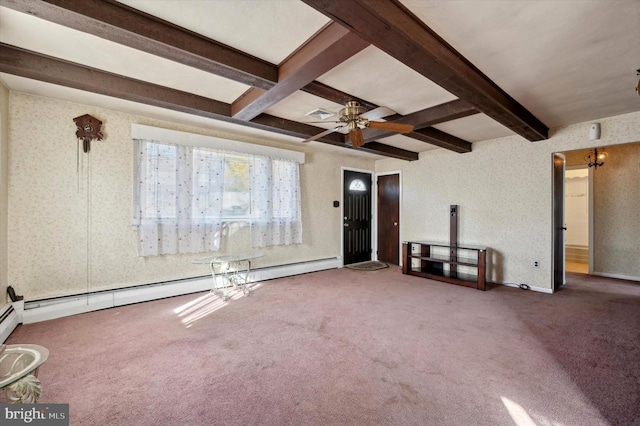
[{"x1": 534, "y1": 261, "x2": 540, "y2": 268}]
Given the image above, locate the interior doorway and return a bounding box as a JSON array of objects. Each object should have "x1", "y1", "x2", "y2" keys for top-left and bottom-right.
[
  {"x1": 565, "y1": 167, "x2": 590, "y2": 274},
  {"x1": 377, "y1": 173, "x2": 400, "y2": 265},
  {"x1": 552, "y1": 153, "x2": 566, "y2": 291}
]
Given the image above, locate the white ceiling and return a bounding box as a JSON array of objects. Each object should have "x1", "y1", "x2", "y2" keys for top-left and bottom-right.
[{"x1": 1, "y1": 0, "x2": 638, "y2": 159}]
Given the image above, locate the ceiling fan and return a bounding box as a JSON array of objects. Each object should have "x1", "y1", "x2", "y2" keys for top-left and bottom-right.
[{"x1": 302, "y1": 101, "x2": 414, "y2": 148}]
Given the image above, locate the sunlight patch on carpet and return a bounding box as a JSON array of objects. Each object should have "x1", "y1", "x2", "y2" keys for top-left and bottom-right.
[
  {"x1": 501, "y1": 396, "x2": 546, "y2": 426},
  {"x1": 173, "y1": 284, "x2": 263, "y2": 327},
  {"x1": 174, "y1": 293, "x2": 228, "y2": 327}
]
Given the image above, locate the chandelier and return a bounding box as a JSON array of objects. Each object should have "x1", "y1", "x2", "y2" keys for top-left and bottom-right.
[{"x1": 584, "y1": 148, "x2": 607, "y2": 169}]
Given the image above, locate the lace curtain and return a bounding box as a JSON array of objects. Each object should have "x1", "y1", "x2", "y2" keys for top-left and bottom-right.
[
  {"x1": 134, "y1": 141, "x2": 225, "y2": 256},
  {"x1": 250, "y1": 156, "x2": 302, "y2": 248},
  {"x1": 134, "y1": 140, "x2": 302, "y2": 256}
]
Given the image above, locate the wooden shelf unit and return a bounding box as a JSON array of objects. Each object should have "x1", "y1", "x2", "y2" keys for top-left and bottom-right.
[{"x1": 402, "y1": 241, "x2": 487, "y2": 290}]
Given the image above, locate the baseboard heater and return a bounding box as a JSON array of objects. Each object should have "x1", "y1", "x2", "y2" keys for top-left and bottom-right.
[
  {"x1": 20, "y1": 257, "x2": 340, "y2": 325},
  {"x1": 0, "y1": 304, "x2": 19, "y2": 343}
]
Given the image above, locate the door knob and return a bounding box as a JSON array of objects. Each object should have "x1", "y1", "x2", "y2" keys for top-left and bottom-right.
[
  {"x1": 394, "y1": 222, "x2": 398, "y2": 226},
  {"x1": 344, "y1": 223, "x2": 349, "y2": 227}
]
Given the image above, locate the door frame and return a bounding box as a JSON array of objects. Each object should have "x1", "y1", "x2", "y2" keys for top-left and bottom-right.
[
  {"x1": 552, "y1": 153, "x2": 566, "y2": 291},
  {"x1": 341, "y1": 166, "x2": 374, "y2": 267},
  {"x1": 587, "y1": 165, "x2": 594, "y2": 274},
  {"x1": 374, "y1": 170, "x2": 402, "y2": 265}
]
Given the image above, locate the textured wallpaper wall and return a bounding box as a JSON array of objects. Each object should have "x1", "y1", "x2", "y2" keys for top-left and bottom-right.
[
  {"x1": 376, "y1": 111, "x2": 640, "y2": 290},
  {"x1": 0, "y1": 81, "x2": 9, "y2": 310},
  {"x1": 591, "y1": 143, "x2": 640, "y2": 277},
  {"x1": 8, "y1": 92, "x2": 374, "y2": 300}
]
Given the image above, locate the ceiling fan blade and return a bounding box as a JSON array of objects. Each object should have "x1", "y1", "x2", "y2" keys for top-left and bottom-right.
[
  {"x1": 360, "y1": 106, "x2": 396, "y2": 121},
  {"x1": 304, "y1": 120, "x2": 342, "y2": 124},
  {"x1": 366, "y1": 121, "x2": 414, "y2": 133},
  {"x1": 301, "y1": 125, "x2": 344, "y2": 143},
  {"x1": 349, "y1": 128, "x2": 365, "y2": 148}
]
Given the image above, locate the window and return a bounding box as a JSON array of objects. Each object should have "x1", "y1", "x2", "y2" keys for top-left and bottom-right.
[
  {"x1": 349, "y1": 179, "x2": 367, "y2": 192},
  {"x1": 133, "y1": 138, "x2": 302, "y2": 256}
]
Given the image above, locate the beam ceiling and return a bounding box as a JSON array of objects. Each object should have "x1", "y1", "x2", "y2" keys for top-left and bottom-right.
[
  {"x1": 0, "y1": 43, "x2": 419, "y2": 161},
  {"x1": 302, "y1": 0, "x2": 549, "y2": 141},
  {"x1": 0, "y1": 0, "x2": 476, "y2": 157},
  {"x1": 0, "y1": 0, "x2": 278, "y2": 89}
]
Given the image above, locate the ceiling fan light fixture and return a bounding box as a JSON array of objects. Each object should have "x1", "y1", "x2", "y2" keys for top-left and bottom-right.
[
  {"x1": 302, "y1": 100, "x2": 412, "y2": 147},
  {"x1": 339, "y1": 101, "x2": 366, "y2": 123}
]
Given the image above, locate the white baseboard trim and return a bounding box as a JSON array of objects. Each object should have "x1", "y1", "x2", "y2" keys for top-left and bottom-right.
[
  {"x1": 22, "y1": 277, "x2": 211, "y2": 324},
  {"x1": 22, "y1": 257, "x2": 340, "y2": 325},
  {"x1": 250, "y1": 257, "x2": 339, "y2": 282},
  {"x1": 499, "y1": 282, "x2": 554, "y2": 294},
  {"x1": 592, "y1": 272, "x2": 640, "y2": 282},
  {"x1": 0, "y1": 305, "x2": 20, "y2": 343}
]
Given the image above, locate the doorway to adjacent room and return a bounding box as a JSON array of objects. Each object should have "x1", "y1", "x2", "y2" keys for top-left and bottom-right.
[{"x1": 565, "y1": 166, "x2": 590, "y2": 274}]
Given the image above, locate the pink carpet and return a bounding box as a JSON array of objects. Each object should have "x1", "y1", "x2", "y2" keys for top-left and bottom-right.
[{"x1": 4, "y1": 267, "x2": 640, "y2": 425}]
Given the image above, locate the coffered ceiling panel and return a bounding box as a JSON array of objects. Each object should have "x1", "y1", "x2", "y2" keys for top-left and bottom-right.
[
  {"x1": 117, "y1": 0, "x2": 331, "y2": 64},
  {"x1": 317, "y1": 46, "x2": 458, "y2": 115},
  {"x1": 432, "y1": 114, "x2": 515, "y2": 144}
]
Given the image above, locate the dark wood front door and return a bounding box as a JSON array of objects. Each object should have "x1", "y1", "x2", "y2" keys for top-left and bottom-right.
[
  {"x1": 377, "y1": 174, "x2": 400, "y2": 264},
  {"x1": 343, "y1": 170, "x2": 372, "y2": 265}
]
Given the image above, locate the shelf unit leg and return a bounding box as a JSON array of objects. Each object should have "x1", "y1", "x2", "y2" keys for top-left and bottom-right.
[{"x1": 477, "y1": 250, "x2": 486, "y2": 291}]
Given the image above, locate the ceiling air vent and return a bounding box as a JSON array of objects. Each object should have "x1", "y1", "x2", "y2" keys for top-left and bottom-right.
[{"x1": 305, "y1": 108, "x2": 335, "y2": 120}]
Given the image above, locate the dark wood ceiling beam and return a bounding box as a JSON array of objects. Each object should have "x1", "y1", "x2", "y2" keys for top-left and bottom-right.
[
  {"x1": 362, "y1": 99, "x2": 477, "y2": 142},
  {"x1": 231, "y1": 22, "x2": 369, "y2": 121},
  {"x1": 0, "y1": 43, "x2": 233, "y2": 118},
  {"x1": 406, "y1": 128, "x2": 472, "y2": 153},
  {"x1": 301, "y1": 81, "x2": 382, "y2": 113},
  {"x1": 0, "y1": 43, "x2": 418, "y2": 161},
  {"x1": 249, "y1": 114, "x2": 344, "y2": 144},
  {"x1": 360, "y1": 99, "x2": 475, "y2": 152},
  {"x1": 401, "y1": 99, "x2": 478, "y2": 127},
  {"x1": 301, "y1": 0, "x2": 549, "y2": 141},
  {"x1": 361, "y1": 142, "x2": 419, "y2": 161},
  {"x1": 0, "y1": 0, "x2": 278, "y2": 89}
]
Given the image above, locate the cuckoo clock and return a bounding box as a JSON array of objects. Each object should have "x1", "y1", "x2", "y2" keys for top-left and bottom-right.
[{"x1": 73, "y1": 114, "x2": 103, "y2": 153}]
